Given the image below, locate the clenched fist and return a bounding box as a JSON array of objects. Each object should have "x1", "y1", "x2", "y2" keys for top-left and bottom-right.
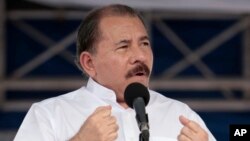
[{"x1": 71, "y1": 105, "x2": 119, "y2": 141}]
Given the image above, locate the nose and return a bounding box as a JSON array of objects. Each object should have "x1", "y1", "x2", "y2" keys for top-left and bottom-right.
[{"x1": 129, "y1": 45, "x2": 147, "y2": 64}]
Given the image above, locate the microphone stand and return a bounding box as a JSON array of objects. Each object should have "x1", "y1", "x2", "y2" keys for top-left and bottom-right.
[
  {"x1": 136, "y1": 114, "x2": 149, "y2": 141},
  {"x1": 139, "y1": 133, "x2": 146, "y2": 141},
  {"x1": 139, "y1": 132, "x2": 149, "y2": 141}
]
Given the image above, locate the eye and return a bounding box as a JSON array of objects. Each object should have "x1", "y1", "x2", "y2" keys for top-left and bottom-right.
[
  {"x1": 118, "y1": 45, "x2": 128, "y2": 49},
  {"x1": 142, "y1": 41, "x2": 150, "y2": 47}
]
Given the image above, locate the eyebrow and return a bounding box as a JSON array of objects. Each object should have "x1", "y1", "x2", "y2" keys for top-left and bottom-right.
[
  {"x1": 115, "y1": 39, "x2": 131, "y2": 46},
  {"x1": 115, "y1": 36, "x2": 149, "y2": 45},
  {"x1": 139, "y1": 36, "x2": 149, "y2": 42}
]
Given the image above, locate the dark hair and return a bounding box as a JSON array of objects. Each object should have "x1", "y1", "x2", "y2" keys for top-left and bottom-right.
[{"x1": 75, "y1": 4, "x2": 146, "y2": 71}]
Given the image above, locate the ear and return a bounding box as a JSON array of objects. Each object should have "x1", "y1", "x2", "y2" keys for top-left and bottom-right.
[{"x1": 79, "y1": 52, "x2": 96, "y2": 77}]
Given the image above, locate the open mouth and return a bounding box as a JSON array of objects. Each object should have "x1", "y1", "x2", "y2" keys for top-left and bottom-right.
[{"x1": 135, "y1": 71, "x2": 146, "y2": 76}]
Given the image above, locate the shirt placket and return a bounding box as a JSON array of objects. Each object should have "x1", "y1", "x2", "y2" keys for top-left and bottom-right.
[{"x1": 121, "y1": 110, "x2": 138, "y2": 141}]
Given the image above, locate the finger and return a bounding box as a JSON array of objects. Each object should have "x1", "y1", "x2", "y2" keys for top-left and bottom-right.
[
  {"x1": 179, "y1": 115, "x2": 190, "y2": 126},
  {"x1": 94, "y1": 105, "x2": 112, "y2": 117},
  {"x1": 179, "y1": 115, "x2": 200, "y2": 133},
  {"x1": 180, "y1": 126, "x2": 196, "y2": 138},
  {"x1": 102, "y1": 122, "x2": 119, "y2": 139},
  {"x1": 95, "y1": 105, "x2": 112, "y2": 112},
  {"x1": 178, "y1": 134, "x2": 192, "y2": 141},
  {"x1": 107, "y1": 123, "x2": 119, "y2": 134},
  {"x1": 186, "y1": 121, "x2": 201, "y2": 133},
  {"x1": 107, "y1": 131, "x2": 118, "y2": 141},
  {"x1": 105, "y1": 116, "x2": 117, "y2": 126},
  {"x1": 98, "y1": 121, "x2": 118, "y2": 135}
]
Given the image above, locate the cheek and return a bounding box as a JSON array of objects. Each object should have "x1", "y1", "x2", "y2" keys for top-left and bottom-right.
[
  {"x1": 109, "y1": 60, "x2": 126, "y2": 74},
  {"x1": 96, "y1": 58, "x2": 125, "y2": 76},
  {"x1": 147, "y1": 50, "x2": 154, "y2": 67}
]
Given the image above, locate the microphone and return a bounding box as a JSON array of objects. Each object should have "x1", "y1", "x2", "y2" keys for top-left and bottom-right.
[{"x1": 124, "y1": 82, "x2": 150, "y2": 141}]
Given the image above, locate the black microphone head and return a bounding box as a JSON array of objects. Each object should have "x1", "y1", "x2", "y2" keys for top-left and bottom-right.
[{"x1": 124, "y1": 82, "x2": 150, "y2": 108}]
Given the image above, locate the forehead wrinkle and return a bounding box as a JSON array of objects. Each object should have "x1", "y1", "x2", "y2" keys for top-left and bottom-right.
[
  {"x1": 115, "y1": 39, "x2": 131, "y2": 46},
  {"x1": 98, "y1": 16, "x2": 148, "y2": 46},
  {"x1": 101, "y1": 26, "x2": 132, "y2": 46}
]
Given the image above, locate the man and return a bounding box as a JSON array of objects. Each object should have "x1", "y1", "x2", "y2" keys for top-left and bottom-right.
[{"x1": 14, "y1": 4, "x2": 216, "y2": 141}]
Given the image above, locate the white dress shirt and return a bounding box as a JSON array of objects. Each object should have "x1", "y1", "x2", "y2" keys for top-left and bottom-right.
[{"x1": 14, "y1": 78, "x2": 216, "y2": 141}]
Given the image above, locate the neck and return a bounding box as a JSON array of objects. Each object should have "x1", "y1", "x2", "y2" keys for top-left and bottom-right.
[{"x1": 118, "y1": 100, "x2": 129, "y2": 109}]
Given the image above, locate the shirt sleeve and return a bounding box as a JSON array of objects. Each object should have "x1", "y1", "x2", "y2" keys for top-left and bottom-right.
[{"x1": 14, "y1": 103, "x2": 55, "y2": 141}]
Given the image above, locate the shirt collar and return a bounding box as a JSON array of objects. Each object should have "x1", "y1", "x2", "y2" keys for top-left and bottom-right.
[{"x1": 86, "y1": 77, "x2": 117, "y2": 102}]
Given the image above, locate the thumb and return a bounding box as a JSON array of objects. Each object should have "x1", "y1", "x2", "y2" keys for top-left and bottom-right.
[{"x1": 179, "y1": 115, "x2": 190, "y2": 126}]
